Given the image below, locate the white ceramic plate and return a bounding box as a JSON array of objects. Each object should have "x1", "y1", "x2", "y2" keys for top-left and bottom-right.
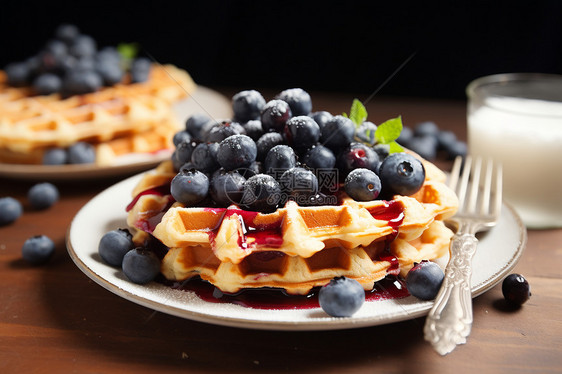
[
  {"x1": 0, "y1": 86, "x2": 231, "y2": 181},
  {"x1": 66, "y1": 173, "x2": 527, "y2": 331}
]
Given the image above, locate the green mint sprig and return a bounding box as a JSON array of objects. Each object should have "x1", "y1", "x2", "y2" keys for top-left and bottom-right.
[
  {"x1": 343, "y1": 98, "x2": 404, "y2": 153},
  {"x1": 117, "y1": 42, "x2": 140, "y2": 70},
  {"x1": 375, "y1": 116, "x2": 404, "y2": 153}
]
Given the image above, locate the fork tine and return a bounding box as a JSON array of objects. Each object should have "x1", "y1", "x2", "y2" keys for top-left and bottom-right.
[
  {"x1": 467, "y1": 157, "x2": 482, "y2": 214},
  {"x1": 479, "y1": 159, "x2": 493, "y2": 215},
  {"x1": 448, "y1": 156, "x2": 463, "y2": 191},
  {"x1": 456, "y1": 156, "x2": 472, "y2": 211}
]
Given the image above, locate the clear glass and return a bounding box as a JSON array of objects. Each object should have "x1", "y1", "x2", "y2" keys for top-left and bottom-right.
[{"x1": 467, "y1": 73, "x2": 562, "y2": 229}]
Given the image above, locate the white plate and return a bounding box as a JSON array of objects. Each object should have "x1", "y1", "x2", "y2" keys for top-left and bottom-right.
[
  {"x1": 0, "y1": 86, "x2": 232, "y2": 181},
  {"x1": 66, "y1": 173, "x2": 527, "y2": 331}
]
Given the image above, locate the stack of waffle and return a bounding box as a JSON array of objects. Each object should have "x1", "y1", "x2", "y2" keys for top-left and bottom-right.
[
  {"x1": 0, "y1": 64, "x2": 196, "y2": 165},
  {"x1": 127, "y1": 156, "x2": 458, "y2": 295}
]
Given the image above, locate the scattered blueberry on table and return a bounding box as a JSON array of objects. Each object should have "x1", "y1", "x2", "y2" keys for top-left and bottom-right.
[
  {"x1": 28, "y1": 183, "x2": 59, "y2": 210},
  {"x1": 502, "y1": 273, "x2": 531, "y2": 306},
  {"x1": 21, "y1": 235, "x2": 55, "y2": 265},
  {"x1": 0, "y1": 197, "x2": 23, "y2": 226}
]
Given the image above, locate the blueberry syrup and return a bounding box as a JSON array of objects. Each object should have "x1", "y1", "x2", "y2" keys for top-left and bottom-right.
[
  {"x1": 163, "y1": 275, "x2": 409, "y2": 310},
  {"x1": 127, "y1": 184, "x2": 174, "y2": 233},
  {"x1": 203, "y1": 207, "x2": 284, "y2": 251}
]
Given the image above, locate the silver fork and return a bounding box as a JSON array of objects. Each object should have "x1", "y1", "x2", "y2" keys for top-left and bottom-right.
[{"x1": 424, "y1": 156, "x2": 503, "y2": 355}]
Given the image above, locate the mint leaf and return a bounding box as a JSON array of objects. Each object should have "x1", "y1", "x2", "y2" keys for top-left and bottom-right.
[
  {"x1": 117, "y1": 43, "x2": 139, "y2": 60},
  {"x1": 375, "y1": 116, "x2": 403, "y2": 145},
  {"x1": 349, "y1": 99, "x2": 368, "y2": 127},
  {"x1": 388, "y1": 141, "x2": 404, "y2": 153}
]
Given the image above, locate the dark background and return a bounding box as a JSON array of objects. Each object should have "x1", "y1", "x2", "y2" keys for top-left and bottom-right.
[{"x1": 1, "y1": 0, "x2": 561, "y2": 100}]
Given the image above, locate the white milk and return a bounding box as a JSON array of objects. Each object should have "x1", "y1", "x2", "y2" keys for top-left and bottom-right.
[{"x1": 468, "y1": 96, "x2": 562, "y2": 228}]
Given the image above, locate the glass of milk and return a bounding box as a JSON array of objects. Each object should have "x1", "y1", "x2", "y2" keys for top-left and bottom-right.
[{"x1": 467, "y1": 73, "x2": 562, "y2": 229}]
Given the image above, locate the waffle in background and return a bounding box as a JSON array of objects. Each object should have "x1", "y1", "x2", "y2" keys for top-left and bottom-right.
[
  {"x1": 127, "y1": 157, "x2": 459, "y2": 295},
  {"x1": 0, "y1": 64, "x2": 196, "y2": 166}
]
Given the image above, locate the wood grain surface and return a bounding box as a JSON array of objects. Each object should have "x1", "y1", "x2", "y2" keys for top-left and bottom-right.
[{"x1": 1, "y1": 90, "x2": 560, "y2": 374}]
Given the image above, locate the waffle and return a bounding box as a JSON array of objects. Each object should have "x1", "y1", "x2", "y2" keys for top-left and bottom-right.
[
  {"x1": 0, "y1": 64, "x2": 196, "y2": 165},
  {"x1": 127, "y1": 156, "x2": 458, "y2": 295}
]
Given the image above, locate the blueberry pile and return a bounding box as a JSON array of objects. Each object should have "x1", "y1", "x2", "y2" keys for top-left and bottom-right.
[
  {"x1": 3, "y1": 24, "x2": 150, "y2": 97},
  {"x1": 170, "y1": 88, "x2": 427, "y2": 213},
  {"x1": 398, "y1": 121, "x2": 467, "y2": 161}
]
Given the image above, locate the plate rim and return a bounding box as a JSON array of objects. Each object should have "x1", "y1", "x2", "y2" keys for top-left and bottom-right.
[{"x1": 65, "y1": 172, "x2": 527, "y2": 331}]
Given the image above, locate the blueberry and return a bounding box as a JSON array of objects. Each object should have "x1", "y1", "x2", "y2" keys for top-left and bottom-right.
[
  {"x1": 397, "y1": 126, "x2": 414, "y2": 147},
  {"x1": 205, "y1": 120, "x2": 245, "y2": 143},
  {"x1": 378, "y1": 153, "x2": 426, "y2": 196},
  {"x1": 445, "y1": 140, "x2": 467, "y2": 160},
  {"x1": 261, "y1": 99, "x2": 292, "y2": 133},
  {"x1": 28, "y1": 183, "x2": 59, "y2": 210},
  {"x1": 33, "y1": 73, "x2": 62, "y2": 95},
  {"x1": 240, "y1": 173, "x2": 282, "y2": 212},
  {"x1": 414, "y1": 121, "x2": 440, "y2": 137},
  {"x1": 337, "y1": 142, "x2": 380, "y2": 177},
  {"x1": 217, "y1": 134, "x2": 257, "y2": 171},
  {"x1": 0, "y1": 197, "x2": 23, "y2": 226},
  {"x1": 264, "y1": 145, "x2": 297, "y2": 178},
  {"x1": 172, "y1": 140, "x2": 196, "y2": 171},
  {"x1": 320, "y1": 115, "x2": 355, "y2": 151},
  {"x1": 408, "y1": 136, "x2": 438, "y2": 160},
  {"x1": 22, "y1": 235, "x2": 55, "y2": 265},
  {"x1": 44, "y1": 39, "x2": 69, "y2": 59},
  {"x1": 237, "y1": 160, "x2": 262, "y2": 179},
  {"x1": 502, "y1": 273, "x2": 531, "y2": 306},
  {"x1": 98, "y1": 228, "x2": 135, "y2": 267},
  {"x1": 232, "y1": 90, "x2": 266, "y2": 122},
  {"x1": 436, "y1": 130, "x2": 457, "y2": 151},
  {"x1": 319, "y1": 276, "x2": 365, "y2": 317},
  {"x1": 5, "y1": 62, "x2": 30, "y2": 87},
  {"x1": 130, "y1": 57, "x2": 152, "y2": 83},
  {"x1": 63, "y1": 69, "x2": 102, "y2": 96},
  {"x1": 405, "y1": 260, "x2": 444, "y2": 300},
  {"x1": 242, "y1": 120, "x2": 264, "y2": 141},
  {"x1": 275, "y1": 88, "x2": 312, "y2": 116},
  {"x1": 372, "y1": 143, "x2": 390, "y2": 161},
  {"x1": 122, "y1": 247, "x2": 161, "y2": 284},
  {"x1": 67, "y1": 142, "x2": 96, "y2": 164},
  {"x1": 356, "y1": 121, "x2": 377, "y2": 145},
  {"x1": 191, "y1": 142, "x2": 220, "y2": 173},
  {"x1": 96, "y1": 47, "x2": 122, "y2": 64},
  {"x1": 301, "y1": 144, "x2": 336, "y2": 170},
  {"x1": 284, "y1": 116, "x2": 321, "y2": 151},
  {"x1": 42, "y1": 148, "x2": 68, "y2": 165},
  {"x1": 69, "y1": 35, "x2": 97, "y2": 59},
  {"x1": 172, "y1": 130, "x2": 192, "y2": 147},
  {"x1": 171, "y1": 169, "x2": 209, "y2": 206},
  {"x1": 55, "y1": 24, "x2": 80, "y2": 44},
  {"x1": 309, "y1": 111, "x2": 333, "y2": 134},
  {"x1": 256, "y1": 132, "x2": 284, "y2": 161},
  {"x1": 279, "y1": 167, "x2": 319, "y2": 204},
  {"x1": 210, "y1": 169, "x2": 246, "y2": 206},
  {"x1": 344, "y1": 168, "x2": 381, "y2": 201},
  {"x1": 185, "y1": 113, "x2": 211, "y2": 141},
  {"x1": 95, "y1": 59, "x2": 124, "y2": 86}
]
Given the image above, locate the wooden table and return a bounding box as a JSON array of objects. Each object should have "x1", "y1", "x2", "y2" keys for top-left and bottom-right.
[{"x1": 1, "y1": 90, "x2": 560, "y2": 373}]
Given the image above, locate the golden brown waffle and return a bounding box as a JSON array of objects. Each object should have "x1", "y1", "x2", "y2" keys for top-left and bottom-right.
[
  {"x1": 0, "y1": 64, "x2": 196, "y2": 165},
  {"x1": 127, "y1": 156, "x2": 458, "y2": 295}
]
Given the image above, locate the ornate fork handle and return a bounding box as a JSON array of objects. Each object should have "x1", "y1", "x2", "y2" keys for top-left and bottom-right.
[{"x1": 424, "y1": 230, "x2": 478, "y2": 355}]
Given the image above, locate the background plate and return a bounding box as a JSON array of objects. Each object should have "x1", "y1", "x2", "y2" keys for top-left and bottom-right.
[
  {"x1": 67, "y1": 172, "x2": 527, "y2": 331},
  {"x1": 0, "y1": 86, "x2": 231, "y2": 181}
]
